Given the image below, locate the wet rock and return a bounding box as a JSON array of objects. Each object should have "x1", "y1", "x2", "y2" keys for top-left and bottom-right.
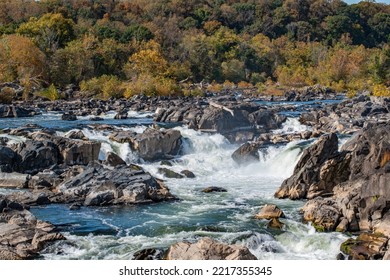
[
  {"x1": 160, "y1": 160, "x2": 173, "y2": 166},
  {"x1": 132, "y1": 248, "x2": 165, "y2": 260},
  {"x1": 104, "y1": 152, "x2": 126, "y2": 167},
  {"x1": 61, "y1": 112, "x2": 77, "y2": 121},
  {"x1": 69, "y1": 203, "x2": 81, "y2": 210},
  {"x1": 0, "y1": 195, "x2": 64, "y2": 259},
  {"x1": 268, "y1": 218, "x2": 284, "y2": 230},
  {"x1": 340, "y1": 233, "x2": 388, "y2": 260},
  {"x1": 255, "y1": 204, "x2": 285, "y2": 220},
  {"x1": 231, "y1": 142, "x2": 260, "y2": 165},
  {"x1": 0, "y1": 172, "x2": 30, "y2": 188},
  {"x1": 275, "y1": 133, "x2": 339, "y2": 200},
  {"x1": 57, "y1": 163, "x2": 176, "y2": 206},
  {"x1": 166, "y1": 237, "x2": 257, "y2": 260},
  {"x1": 158, "y1": 168, "x2": 184, "y2": 179},
  {"x1": 202, "y1": 186, "x2": 227, "y2": 193},
  {"x1": 110, "y1": 128, "x2": 182, "y2": 161},
  {"x1": 90, "y1": 117, "x2": 104, "y2": 121},
  {"x1": 180, "y1": 170, "x2": 196, "y2": 178}
]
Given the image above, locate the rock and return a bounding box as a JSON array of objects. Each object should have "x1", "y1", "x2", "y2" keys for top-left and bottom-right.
[
  {"x1": 0, "y1": 172, "x2": 30, "y2": 188},
  {"x1": 180, "y1": 170, "x2": 196, "y2": 178},
  {"x1": 65, "y1": 130, "x2": 87, "y2": 140},
  {"x1": 57, "y1": 163, "x2": 176, "y2": 206},
  {"x1": 12, "y1": 140, "x2": 60, "y2": 174},
  {"x1": 160, "y1": 160, "x2": 173, "y2": 166},
  {"x1": 110, "y1": 128, "x2": 182, "y2": 161},
  {"x1": 255, "y1": 204, "x2": 285, "y2": 220},
  {"x1": 202, "y1": 186, "x2": 227, "y2": 193},
  {"x1": 57, "y1": 139, "x2": 101, "y2": 166},
  {"x1": 275, "y1": 133, "x2": 339, "y2": 199},
  {"x1": 0, "y1": 195, "x2": 64, "y2": 259},
  {"x1": 69, "y1": 203, "x2": 81, "y2": 210},
  {"x1": 158, "y1": 168, "x2": 184, "y2": 179},
  {"x1": 166, "y1": 237, "x2": 257, "y2": 260},
  {"x1": 90, "y1": 117, "x2": 103, "y2": 121},
  {"x1": 268, "y1": 218, "x2": 284, "y2": 230},
  {"x1": 0, "y1": 146, "x2": 20, "y2": 172},
  {"x1": 0, "y1": 105, "x2": 36, "y2": 118},
  {"x1": 104, "y1": 152, "x2": 126, "y2": 167},
  {"x1": 231, "y1": 142, "x2": 260, "y2": 165},
  {"x1": 132, "y1": 248, "x2": 165, "y2": 260},
  {"x1": 302, "y1": 198, "x2": 341, "y2": 231},
  {"x1": 61, "y1": 112, "x2": 77, "y2": 121},
  {"x1": 340, "y1": 233, "x2": 388, "y2": 260}
]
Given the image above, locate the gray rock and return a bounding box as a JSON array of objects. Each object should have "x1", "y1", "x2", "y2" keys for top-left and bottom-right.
[
  {"x1": 275, "y1": 133, "x2": 339, "y2": 199},
  {"x1": 158, "y1": 168, "x2": 184, "y2": 179},
  {"x1": 104, "y1": 152, "x2": 126, "y2": 167},
  {"x1": 0, "y1": 172, "x2": 30, "y2": 188},
  {"x1": 166, "y1": 237, "x2": 257, "y2": 260},
  {"x1": 0, "y1": 196, "x2": 64, "y2": 259},
  {"x1": 202, "y1": 186, "x2": 227, "y2": 193},
  {"x1": 57, "y1": 163, "x2": 176, "y2": 206},
  {"x1": 231, "y1": 142, "x2": 260, "y2": 165},
  {"x1": 110, "y1": 128, "x2": 182, "y2": 161}
]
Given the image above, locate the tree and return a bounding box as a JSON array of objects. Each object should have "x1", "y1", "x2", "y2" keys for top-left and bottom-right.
[
  {"x1": 17, "y1": 13, "x2": 75, "y2": 53},
  {"x1": 0, "y1": 34, "x2": 47, "y2": 86}
]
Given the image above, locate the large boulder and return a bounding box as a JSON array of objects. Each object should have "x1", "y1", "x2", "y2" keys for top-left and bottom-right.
[
  {"x1": 110, "y1": 128, "x2": 182, "y2": 161},
  {"x1": 0, "y1": 146, "x2": 19, "y2": 172},
  {"x1": 255, "y1": 204, "x2": 285, "y2": 220},
  {"x1": 31, "y1": 133, "x2": 101, "y2": 167},
  {"x1": 57, "y1": 162, "x2": 176, "y2": 206},
  {"x1": 0, "y1": 196, "x2": 65, "y2": 259},
  {"x1": 275, "y1": 133, "x2": 340, "y2": 199},
  {"x1": 12, "y1": 140, "x2": 60, "y2": 174},
  {"x1": 166, "y1": 237, "x2": 257, "y2": 260},
  {"x1": 231, "y1": 142, "x2": 261, "y2": 165}
]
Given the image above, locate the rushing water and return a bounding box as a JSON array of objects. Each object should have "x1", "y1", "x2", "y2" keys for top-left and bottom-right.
[{"x1": 0, "y1": 107, "x2": 348, "y2": 260}]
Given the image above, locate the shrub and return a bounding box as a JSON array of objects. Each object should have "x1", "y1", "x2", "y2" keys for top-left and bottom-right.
[
  {"x1": 124, "y1": 74, "x2": 182, "y2": 97},
  {"x1": 80, "y1": 75, "x2": 124, "y2": 99},
  {"x1": 0, "y1": 87, "x2": 15, "y2": 104},
  {"x1": 38, "y1": 84, "x2": 60, "y2": 100}
]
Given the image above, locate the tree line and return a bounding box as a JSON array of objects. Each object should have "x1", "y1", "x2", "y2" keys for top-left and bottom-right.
[{"x1": 0, "y1": 0, "x2": 389, "y2": 99}]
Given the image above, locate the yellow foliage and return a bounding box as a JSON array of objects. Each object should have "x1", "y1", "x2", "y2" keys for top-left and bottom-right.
[
  {"x1": 0, "y1": 34, "x2": 47, "y2": 86},
  {"x1": 372, "y1": 84, "x2": 390, "y2": 97},
  {"x1": 207, "y1": 82, "x2": 223, "y2": 93},
  {"x1": 38, "y1": 84, "x2": 60, "y2": 101},
  {"x1": 237, "y1": 81, "x2": 252, "y2": 88},
  {"x1": 80, "y1": 75, "x2": 124, "y2": 99},
  {"x1": 124, "y1": 73, "x2": 182, "y2": 97}
]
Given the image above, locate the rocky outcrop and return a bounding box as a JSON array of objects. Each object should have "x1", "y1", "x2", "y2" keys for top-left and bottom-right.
[
  {"x1": 154, "y1": 100, "x2": 286, "y2": 143},
  {"x1": 110, "y1": 128, "x2": 182, "y2": 161},
  {"x1": 57, "y1": 163, "x2": 176, "y2": 206},
  {"x1": 0, "y1": 196, "x2": 65, "y2": 259},
  {"x1": 275, "y1": 133, "x2": 341, "y2": 199},
  {"x1": 166, "y1": 237, "x2": 257, "y2": 260},
  {"x1": 276, "y1": 123, "x2": 390, "y2": 252},
  {"x1": 0, "y1": 172, "x2": 30, "y2": 188}
]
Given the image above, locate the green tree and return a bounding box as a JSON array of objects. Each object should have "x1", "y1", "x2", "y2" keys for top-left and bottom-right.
[{"x1": 17, "y1": 13, "x2": 75, "y2": 53}]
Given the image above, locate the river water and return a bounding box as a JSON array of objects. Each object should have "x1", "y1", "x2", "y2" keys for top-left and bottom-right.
[{"x1": 0, "y1": 105, "x2": 348, "y2": 260}]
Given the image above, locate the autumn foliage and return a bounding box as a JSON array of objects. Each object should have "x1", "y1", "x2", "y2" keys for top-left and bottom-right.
[{"x1": 0, "y1": 0, "x2": 388, "y2": 98}]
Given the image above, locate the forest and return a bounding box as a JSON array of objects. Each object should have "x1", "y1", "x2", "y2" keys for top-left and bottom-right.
[{"x1": 0, "y1": 0, "x2": 389, "y2": 99}]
